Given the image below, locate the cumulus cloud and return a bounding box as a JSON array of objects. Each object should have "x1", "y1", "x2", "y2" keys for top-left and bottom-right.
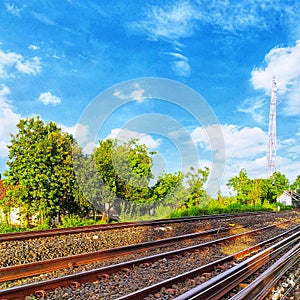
[
  {"x1": 250, "y1": 40, "x2": 300, "y2": 116},
  {"x1": 0, "y1": 49, "x2": 41, "y2": 78},
  {"x1": 251, "y1": 41, "x2": 300, "y2": 93},
  {"x1": 0, "y1": 85, "x2": 21, "y2": 158},
  {"x1": 107, "y1": 128, "x2": 161, "y2": 149},
  {"x1": 192, "y1": 124, "x2": 267, "y2": 160},
  {"x1": 113, "y1": 83, "x2": 146, "y2": 102},
  {"x1": 60, "y1": 123, "x2": 89, "y2": 145},
  {"x1": 60, "y1": 123, "x2": 96, "y2": 154},
  {"x1": 38, "y1": 92, "x2": 61, "y2": 105}
]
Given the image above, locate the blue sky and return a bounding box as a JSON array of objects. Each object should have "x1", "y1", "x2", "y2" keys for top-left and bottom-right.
[{"x1": 1, "y1": 0, "x2": 300, "y2": 195}]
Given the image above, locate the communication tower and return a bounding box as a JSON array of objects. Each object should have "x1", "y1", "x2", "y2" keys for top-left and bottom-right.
[{"x1": 266, "y1": 77, "x2": 277, "y2": 177}]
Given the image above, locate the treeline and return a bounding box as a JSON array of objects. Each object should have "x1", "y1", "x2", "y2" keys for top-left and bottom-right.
[
  {"x1": 226, "y1": 168, "x2": 293, "y2": 205},
  {"x1": 1, "y1": 116, "x2": 298, "y2": 228},
  {"x1": 1, "y1": 116, "x2": 210, "y2": 227}
]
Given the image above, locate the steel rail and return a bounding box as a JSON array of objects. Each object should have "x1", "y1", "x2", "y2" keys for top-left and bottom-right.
[
  {"x1": 229, "y1": 241, "x2": 300, "y2": 300},
  {"x1": 117, "y1": 226, "x2": 300, "y2": 300},
  {"x1": 173, "y1": 232, "x2": 300, "y2": 300},
  {"x1": 0, "y1": 224, "x2": 298, "y2": 300},
  {"x1": 0, "y1": 227, "x2": 229, "y2": 282},
  {"x1": 0, "y1": 212, "x2": 267, "y2": 242}
]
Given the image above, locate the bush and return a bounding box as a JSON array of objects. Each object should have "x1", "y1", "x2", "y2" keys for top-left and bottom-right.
[
  {"x1": 0, "y1": 222, "x2": 23, "y2": 233},
  {"x1": 170, "y1": 200, "x2": 293, "y2": 218},
  {"x1": 57, "y1": 214, "x2": 104, "y2": 228}
]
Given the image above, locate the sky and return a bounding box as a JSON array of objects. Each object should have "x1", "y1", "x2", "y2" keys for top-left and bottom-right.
[{"x1": 1, "y1": 0, "x2": 300, "y2": 196}]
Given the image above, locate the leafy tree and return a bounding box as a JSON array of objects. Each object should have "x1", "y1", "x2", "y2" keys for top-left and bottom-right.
[
  {"x1": 248, "y1": 178, "x2": 264, "y2": 206},
  {"x1": 150, "y1": 172, "x2": 184, "y2": 201},
  {"x1": 227, "y1": 169, "x2": 252, "y2": 204},
  {"x1": 290, "y1": 175, "x2": 300, "y2": 193},
  {"x1": 4, "y1": 116, "x2": 86, "y2": 226},
  {"x1": 184, "y1": 166, "x2": 210, "y2": 207},
  {"x1": 262, "y1": 172, "x2": 289, "y2": 203},
  {"x1": 94, "y1": 138, "x2": 154, "y2": 203},
  {"x1": 73, "y1": 150, "x2": 116, "y2": 218}
]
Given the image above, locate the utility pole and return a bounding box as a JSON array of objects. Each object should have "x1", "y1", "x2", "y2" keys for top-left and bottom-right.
[{"x1": 266, "y1": 77, "x2": 277, "y2": 178}]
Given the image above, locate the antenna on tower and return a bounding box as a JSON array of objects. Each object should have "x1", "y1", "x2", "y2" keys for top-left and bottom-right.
[{"x1": 266, "y1": 76, "x2": 277, "y2": 178}]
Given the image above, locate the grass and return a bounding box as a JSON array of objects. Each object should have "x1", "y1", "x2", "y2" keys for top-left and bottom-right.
[
  {"x1": 170, "y1": 200, "x2": 293, "y2": 218},
  {"x1": 0, "y1": 200, "x2": 293, "y2": 233}
]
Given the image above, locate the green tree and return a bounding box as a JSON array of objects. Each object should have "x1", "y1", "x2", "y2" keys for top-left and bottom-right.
[
  {"x1": 248, "y1": 178, "x2": 264, "y2": 206},
  {"x1": 290, "y1": 175, "x2": 300, "y2": 193},
  {"x1": 94, "y1": 138, "x2": 154, "y2": 203},
  {"x1": 150, "y1": 172, "x2": 184, "y2": 201},
  {"x1": 227, "y1": 169, "x2": 252, "y2": 204},
  {"x1": 262, "y1": 172, "x2": 289, "y2": 203},
  {"x1": 184, "y1": 166, "x2": 210, "y2": 207},
  {"x1": 4, "y1": 116, "x2": 86, "y2": 226},
  {"x1": 73, "y1": 150, "x2": 116, "y2": 218}
]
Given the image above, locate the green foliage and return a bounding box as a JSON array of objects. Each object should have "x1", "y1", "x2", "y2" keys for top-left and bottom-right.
[
  {"x1": 226, "y1": 169, "x2": 252, "y2": 204},
  {"x1": 184, "y1": 166, "x2": 210, "y2": 207},
  {"x1": 227, "y1": 169, "x2": 289, "y2": 205},
  {"x1": 170, "y1": 198, "x2": 292, "y2": 218},
  {"x1": 57, "y1": 214, "x2": 105, "y2": 228},
  {"x1": 150, "y1": 171, "x2": 186, "y2": 207},
  {"x1": 261, "y1": 172, "x2": 289, "y2": 203},
  {"x1": 94, "y1": 138, "x2": 154, "y2": 203},
  {"x1": 0, "y1": 222, "x2": 24, "y2": 233},
  {"x1": 3, "y1": 116, "x2": 90, "y2": 226},
  {"x1": 290, "y1": 175, "x2": 300, "y2": 193}
]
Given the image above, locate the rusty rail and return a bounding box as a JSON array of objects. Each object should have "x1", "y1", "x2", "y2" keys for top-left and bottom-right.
[
  {"x1": 0, "y1": 227, "x2": 229, "y2": 282},
  {"x1": 0, "y1": 224, "x2": 298, "y2": 300}
]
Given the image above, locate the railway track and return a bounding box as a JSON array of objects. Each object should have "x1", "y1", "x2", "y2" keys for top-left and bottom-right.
[
  {"x1": 3, "y1": 211, "x2": 292, "y2": 269},
  {"x1": 0, "y1": 210, "x2": 299, "y2": 299},
  {"x1": 171, "y1": 231, "x2": 299, "y2": 300},
  {"x1": 0, "y1": 212, "x2": 266, "y2": 242},
  {"x1": 0, "y1": 227, "x2": 230, "y2": 282},
  {"x1": 0, "y1": 222, "x2": 299, "y2": 299}
]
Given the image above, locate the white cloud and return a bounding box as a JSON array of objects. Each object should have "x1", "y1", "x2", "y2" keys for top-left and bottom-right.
[
  {"x1": 5, "y1": 3, "x2": 23, "y2": 16},
  {"x1": 283, "y1": 81, "x2": 300, "y2": 116},
  {"x1": 60, "y1": 123, "x2": 89, "y2": 145},
  {"x1": 113, "y1": 83, "x2": 146, "y2": 102},
  {"x1": 172, "y1": 60, "x2": 191, "y2": 77},
  {"x1": 0, "y1": 49, "x2": 41, "y2": 78},
  {"x1": 192, "y1": 124, "x2": 267, "y2": 160},
  {"x1": 237, "y1": 96, "x2": 267, "y2": 124},
  {"x1": 107, "y1": 128, "x2": 161, "y2": 149},
  {"x1": 251, "y1": 41, "x2": 300, "y2": 93},
  {"x1": 191, "y1": 122, "x2": 300, "y2": 195},
  {"x1": 38, "y1": 92, "x2": 61, "y2": 105},
  {"x1": 82, "y1": 141, "x2": 96, "y2": 154},
  {"x1": 61, "y1": 123, "x2": 96, "y2": 155},
  {"x1": 0, "y1": 85, "x2": 21, "y2": 158},
  {"x1": 132, "y1": 1, "x2": 197, "y2": 41},
  {"x1": 28, "y1": 45, "x2": 38, "y2": 51},
  {"x1": 251, "y1": 40, "x2": 300, "y2": 116},
  {"x1": 168, "y1": 52, "x2": 191, "y2": 77},
  {"x1": 32, "y1": 12, "x2": 57, "y2": 26},
  {"x1": 168, "y1": 52, "x2": 188, "y2": 61},
  {"x1": 132, "y1": 1, "x2": 292, "y2": 43}
]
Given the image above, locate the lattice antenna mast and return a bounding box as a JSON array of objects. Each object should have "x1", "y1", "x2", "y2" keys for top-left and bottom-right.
[{"x1": 266, "y1": 77, "x2": 277, "y2": 177}]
